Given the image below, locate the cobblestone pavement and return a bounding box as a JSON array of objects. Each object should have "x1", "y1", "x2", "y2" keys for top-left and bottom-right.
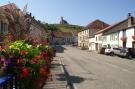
[
  {"x1": 42, "y1": 56, "x2": 68, "y2": 89},
  {"x1": 57, "y1": 46, "x2": 135, "y2": 89}
]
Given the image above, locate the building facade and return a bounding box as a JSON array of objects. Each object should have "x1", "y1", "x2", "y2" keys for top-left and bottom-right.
[
  {"x1": 27, "y1": 13, "x2": 47, "y2": 44},
  {"x1": 94, "y1": 13, "x2": 135, "y2": 51},
  {"x1": 78, "y1": 19, "x2": 109, "y2": 50}
]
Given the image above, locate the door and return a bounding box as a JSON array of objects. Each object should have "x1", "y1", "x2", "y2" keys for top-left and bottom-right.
[
  {"x1": 95, "y1": 43, "x2": 98, "y2": 51},
  {"x1": 132, "y1": 42, "x2": 135, "y2": 57}
]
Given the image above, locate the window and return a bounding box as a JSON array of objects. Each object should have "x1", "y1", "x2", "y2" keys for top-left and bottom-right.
[
  {"x1": 102, "y1": 36, "x2": 107, "y2": 42},
  {"x1": 115, "y1": 34, "x2": 118, "y2": 41},
  {"x1": 110, "y1": 33, "x2": 118, "y2": 41},
  {"x1": 0, "y1": 21, "x2": 8, "y2": 35},
  {"x1": 98, "y1": 36, "x2": 102, "y2": 41},
  {"x1": 96, "y1": 37, "x2": 97, "y2": 41},
  {"x1": 1, "y1": 21, "x2": 4, "y2": 34}
]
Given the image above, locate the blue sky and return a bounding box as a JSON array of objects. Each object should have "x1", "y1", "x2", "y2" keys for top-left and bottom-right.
[{"x1": 0, "y1": 0, "x2": 135, "y2": 26}]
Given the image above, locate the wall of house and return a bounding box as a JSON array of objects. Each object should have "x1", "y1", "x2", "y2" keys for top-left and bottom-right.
[
  {"x1": 95, "y1": 33, "x2": 102, "y2": 43},
  {"x1": 78, "y1": 29, "x2": 89, "y2": 47},
  {"x1": 119, "y1": 31, "x2": 123, "y2": 47},
  {"x1": 102, "y1": 32, "x2": 119, "y2": 48},
  {"x1": 119, "y1": 27, "x2": 134, "y2": 48},
  {"x1": 63, "y1": 36, "x2": 74, "y2": 45},
  {"x1": 89, "y1": 42, "x2": 95, "y2": 50},
  {"x1": 102, "y1": 35, "x2": 108, "y2": 47},
  {"x1": 126, "y1": 28, "x2": 134, "y2": 48},
  {"x1": 28, "y1": 21, "x2": 46, "y2": 44},
  {"x1": 88, "y1": 38, "x2": 96, "y2": 50},
  {"x1": 53, "y1": 37, "x2": 63, "y2": 45}
]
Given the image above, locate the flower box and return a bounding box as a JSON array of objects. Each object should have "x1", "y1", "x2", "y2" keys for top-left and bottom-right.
[
  {"x1": 132, "y1": 35, "x2": 135, "y2": 40},
  {"x1": 120, "y1": 36, "x2": 127, "y2": 42},
  {"x1": 0, "y1": 40, "x2": 54, "y2": 89}
]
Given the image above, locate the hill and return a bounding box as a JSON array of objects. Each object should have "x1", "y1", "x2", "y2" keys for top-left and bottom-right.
[{"x1": 54, "y1": 24, "x2": 84, "y2": 33}]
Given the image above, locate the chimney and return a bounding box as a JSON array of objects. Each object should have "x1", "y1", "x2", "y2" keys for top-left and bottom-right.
[
  {"x1": 128, "y1": 13, "x2": 133, "y2": 27},
  {"x1": 33, "y1": 16, "x2": 35, "y2": 19},
  {"x1": 30, "y1": 13, "x2": 32, "y2": 16}
]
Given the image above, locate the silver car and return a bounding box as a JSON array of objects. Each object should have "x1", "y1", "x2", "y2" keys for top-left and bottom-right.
[{"x1": 113, "y1": 48, "x2": 132, "y2": 59}]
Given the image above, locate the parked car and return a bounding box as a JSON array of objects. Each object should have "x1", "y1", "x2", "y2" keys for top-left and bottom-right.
[
  {"x1": 112, "y1": 47, "x2": 132, "y2": 59},
  {"x1": 104, "y1": 47, "x2": 114, "y2": 56},
  {"x1": 98, "y1": 47, "x2": 106, "y2": 54}
]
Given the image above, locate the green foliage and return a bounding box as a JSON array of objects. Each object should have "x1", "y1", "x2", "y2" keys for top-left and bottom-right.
[
  {"x1": 43, "y1": 23, "x2": 59, "y2": 31},
  {"x1": 37, "y1": 44, "x2": 49, "y2": 51},
  {"x1": 53, "y1": 24, "x2": 84, "y2": 32}
]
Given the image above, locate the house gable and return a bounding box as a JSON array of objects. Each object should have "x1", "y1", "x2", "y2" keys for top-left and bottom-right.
[{"x1": 86, "y1": 19, "x2": 110, "y2": 38}]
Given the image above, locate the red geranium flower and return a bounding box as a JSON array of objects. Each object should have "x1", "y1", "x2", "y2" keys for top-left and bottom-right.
[
  {"x1": 20, "y1": 50, "x2": 27, "y2": 55},
  {"x1": 36, "y1": 54, "x2": 43, "y2": 59},
  {"x1": 17, "y1": 58, "x2": 25, "y2": 64},
  {"x1": 39, "y1": 67, "x2": 50, "y2": 76},
  {"x1": 31, "y1": 58, "x2": 38, "y2": 64},
  {"x1": 20, "y1": 67, "x2": 29, "y2": 78},
  {"x1": 44, "y1": 39, "x2": 49, "y2": 45},
  {"x1": 45, "y1": 59, "x2": 50, "y2": 63},
  {"x1": 42, "y1": 51, "x2": 48, "y2": 57}
]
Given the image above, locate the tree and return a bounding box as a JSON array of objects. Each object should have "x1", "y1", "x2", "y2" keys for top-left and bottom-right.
[
  {"x1": 43, "y1": 23, "x2": 59, "y2": 31},
  {"x1": 3, "y1": 3, "x2": 31, "y2": 41}
]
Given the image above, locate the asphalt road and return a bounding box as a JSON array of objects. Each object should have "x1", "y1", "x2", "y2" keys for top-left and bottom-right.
[{"x1": 56, "y1": 46, "x2": 135, "y2": 89}]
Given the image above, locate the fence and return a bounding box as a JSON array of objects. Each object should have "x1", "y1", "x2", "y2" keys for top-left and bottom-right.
[{"x1": 0, "y1": 74, "x2": 20, "y2": 89}]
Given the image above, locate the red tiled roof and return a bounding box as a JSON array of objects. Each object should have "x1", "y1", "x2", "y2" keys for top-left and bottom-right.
[
  {"x1": 86, "y1": 19, "x2": 110, "y2": 30},
  {"x1": 52, "y1": 32, "x2": 63, "y2": 38},
  {"x1": 95, "y1": 19, "x2": 127, "y2": 35},
  {"x1": 84, "y1": 19, "x2": 110, "y2": 38}
]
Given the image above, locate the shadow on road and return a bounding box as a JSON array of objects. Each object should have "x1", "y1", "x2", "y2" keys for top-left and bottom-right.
[
  {"x1": 56, "y1": 74, "x2": 84, "y2": 83},
  {"x1": 50, "y1": 63, "x2": 61, "y2": 68},
  {"x1": 60, "y1": 64, "x2": 85, "y2": 89}
]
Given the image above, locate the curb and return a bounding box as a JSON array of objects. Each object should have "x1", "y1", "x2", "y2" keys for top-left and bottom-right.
[{"x1": 58, "y1": 56, "x2": 76, "y2": 89}]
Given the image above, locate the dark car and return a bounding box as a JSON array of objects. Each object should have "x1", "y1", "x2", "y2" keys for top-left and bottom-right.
[{"x1": 98, "y1": 47, "x2": 106, "y2": 54}]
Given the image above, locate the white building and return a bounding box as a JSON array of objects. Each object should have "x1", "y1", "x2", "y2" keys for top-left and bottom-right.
[
  {"x1": 94, "y1": 13, "x2": 135, "y2": 51},
  {"x1": 78, "y1": 20, "x2": 109, "y2": 49},
  {"x1": 87, "y1": 20, "x2": 109, "y2": 51}
]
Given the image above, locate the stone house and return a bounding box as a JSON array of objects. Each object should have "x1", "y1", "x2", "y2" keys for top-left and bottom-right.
[
  {"x1": 0, "y1": 7, "x2": 9, "y2": 44},
  {"x1": 27, "y1": 13, "x2": 47, "y2": 44}
]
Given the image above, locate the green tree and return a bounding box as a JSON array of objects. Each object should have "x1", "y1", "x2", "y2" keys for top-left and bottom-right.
[{"x1": 43, "y1": 23, "x2": 59, "y2": 31}]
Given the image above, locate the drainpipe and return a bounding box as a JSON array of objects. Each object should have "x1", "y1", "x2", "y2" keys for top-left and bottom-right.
[{"x1": 118, "y1": 31, "x2": 120, "y2": 48}]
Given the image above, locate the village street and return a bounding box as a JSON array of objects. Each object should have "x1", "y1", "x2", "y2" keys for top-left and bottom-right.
[{"x1": 56, "y1": 46, "x2": 135, "y2": 89}]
